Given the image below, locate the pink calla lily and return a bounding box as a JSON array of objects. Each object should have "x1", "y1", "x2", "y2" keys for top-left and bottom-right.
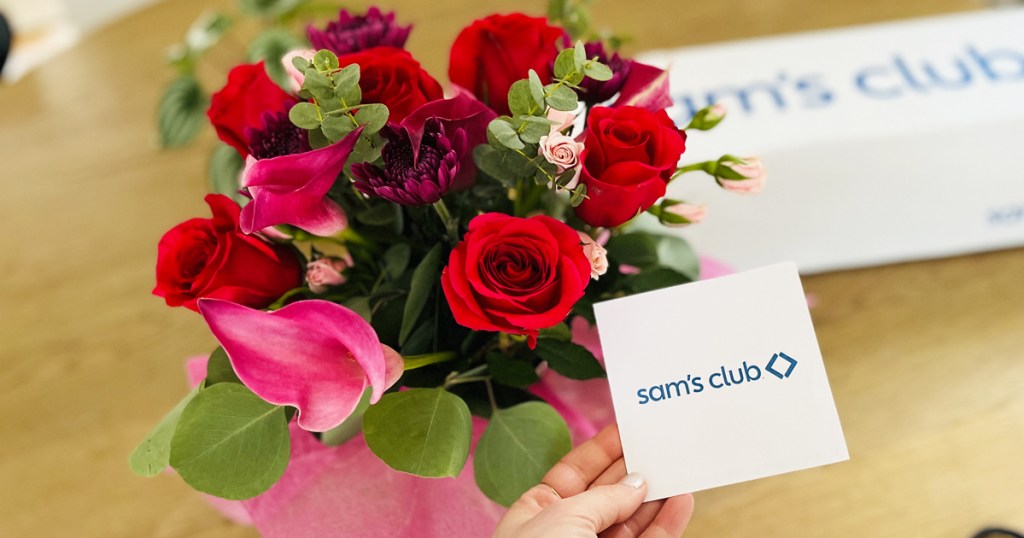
[
  {"x1": 240, "y1": 128, "x2": 363, "y2": 237},
  {"x1": 197, "y1": 298, "x2": 403, "y2": 432}
]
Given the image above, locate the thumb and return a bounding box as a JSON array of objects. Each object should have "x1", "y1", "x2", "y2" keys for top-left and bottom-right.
[{"x1": 552, "y1": 473, "x2": 648, "y2": 533}]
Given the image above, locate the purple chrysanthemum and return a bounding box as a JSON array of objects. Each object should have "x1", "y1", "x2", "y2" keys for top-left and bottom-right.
[
  {"x1": 307, "y1": 7, "x2": 412, "y2": 57},
  {"x1": 351, "y1": 121, "x2": 466, "y2": 206},
  {"x1": 577, "y1": 41, "x2": 633, "y2": 105},
  {"x1": 246, "y1": 110, "x2": 311, "y2": 160}
]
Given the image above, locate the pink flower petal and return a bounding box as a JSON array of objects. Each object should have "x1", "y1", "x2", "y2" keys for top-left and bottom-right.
[
  {"x1": 240, "y1": 129, "x2": 362, "y2": 236},
  {"x1": 399, "y1": 95, "x2": 496, "y2": 190},
  {"x1": 197, "y1": 298, "x2": 394, "y2": 432},
  {"x1": 612, "y1": 62, "x2": 672, "y2": 112}
]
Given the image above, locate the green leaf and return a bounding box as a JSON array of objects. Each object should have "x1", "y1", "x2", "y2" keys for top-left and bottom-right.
[
  {"x1": 382, "y1": 243, "x2": 412, "y2": 281},
  {"x1": 313, "y1": 49, "x2": 339, "y2": 72},
  {"x1": 289, "y1": 102, "x2": 322, "y2": 129},
  {"x1": 655, "y1": 235, "x2": 700, "y2": 281},
  {"x1": 207, "y1": 143, "x2": 246, "y2": 204},
  {"x1": 474, "y1": 145, "x2": 535, "y2": 186},
  {"x1": 363, "y1": 388, "x2": 473, "y2": 477},
  {"x1": 474, "y1": 402, "x2": 573, "y2": 506},
  {"x1": 574, "y1": 41, "x2": 587, "y2": 70},
  {"x1": 545, "y1": 84, "x2": 578, "y2": 112},
  {"x1": 356, "y1": 203, "x2": 399, "y2": 226},
  {"x1": 508, "y1": 80, "x2": 541, "y2": 117},
  {"x1": 516, "y1": 116, "x2": 554, "y2": 144},
  {"x1": 184, "y1": 11, "x2": 233, "y2": 53},
  {"x1": 204, "y1": 347, "x2": 241, "y2": 386},
  {"x1": 332, "y1": 64, "x2": 361, "y2": 105},
  {"x1": 354, "y1": 104, "x2": 389, "y2": 134},
  {"x1": 487, "y1": 352, "x2": 540, "y2": 388},
  {"x1": 553, "y1": 48, "x2": 577, "y2": 81},
  {"x1": 320, "y1": 388, "x2": 371, "y2": 447},
  {"x1": 238, "y1": 0, "x2": 303, "y2": 17},
  {"x1": 320, "y1": 114, "x2": 355, "y2": 142},
  {"x1": 584, "y1": 61, "x2": 613, "y2": 82},
  {"x1": 568, "y1": 183, "x2": 587, "y2": 207},
  {"x1": 533, "y1": 339, "x2": 605, "y2": 380},
  {"x1": 247, "y1": 28, "x2": 306, "y2": 89},
  {"x1": 308, "y1": 127, "x2": 330, "y2": 149},
  {"x1": 129, "y1": 386, "x2": 200, "y2": 477},
  {"x1": 527, "y1": 70, "x2": 546, "y2": 106},
  {"x1": 400, "y1": 244, "x2": 442, "y2": 345},
  {"x1": 158, "y1": 75, "x2": 208, "y2": 148},
  {"x1": 169, "y1": 383, "x2": 289, "y2": 499},
  {"x1": 607, "y1": 233, "x2": 659, "y2": 267},
  {"x1": 302, "y1": 69, "x2": 335, "y2": 103},
  {"x1": 291, "y1": 54, "x2": 311, "y2": 71},
  {"x1": 538, "y1": 323, "x2": 571, "y2": 341},
  {"x1": 488, "y1": 119, "x2": 525, "y2": 150},
  {"x1": 619, "y1": 266, "x2": 690, "y2": 293}
]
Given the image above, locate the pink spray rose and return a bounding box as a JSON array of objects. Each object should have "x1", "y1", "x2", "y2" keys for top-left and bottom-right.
[
  {"x1": 664, "y1": 202, "x2": 707, "y2": 226},
  {"x1": 576, "y1": 231, "x2": 608, "y2": 280},
  {"x1": 281, "y1": 49, "x2": 316, "y2": 93},
  {"x1": 716, "y1": 157, "x2": 766, "y2": 193},
  {"x1": 539, "y1": 132, "x2": 584, "y2": 189},
  {"x1": 306, "y1": 256, "x2": 354, "y2": 293}
]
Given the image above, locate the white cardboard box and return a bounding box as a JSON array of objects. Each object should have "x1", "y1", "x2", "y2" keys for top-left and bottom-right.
[{"x1": 639, "y1": 8, "x2": 1024, "y2": 273}]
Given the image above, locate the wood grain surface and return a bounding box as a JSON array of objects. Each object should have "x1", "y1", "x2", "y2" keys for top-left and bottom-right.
[{"x1": 1, "y1": 0, "x2": 1021, "y2": 536}]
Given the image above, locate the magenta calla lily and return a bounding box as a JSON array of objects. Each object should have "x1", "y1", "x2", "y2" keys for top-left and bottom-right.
[
  {"x1": 198, "y1": 298, "x2": 403, "y2": 432},
  {"x1": 240, "y1": 128, "x2": 363, "y2": 237},
  {"x1": 398, "y1": 94, "x2": 496, "y2": 190},
  {"x1": 612, "y1": 61, "x2": 672, "y2": 112}
]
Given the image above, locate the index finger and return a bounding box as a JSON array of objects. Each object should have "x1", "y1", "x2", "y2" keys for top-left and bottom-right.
[{"x1": 541, "y1": 423, "x2": 624, "y2": 497}]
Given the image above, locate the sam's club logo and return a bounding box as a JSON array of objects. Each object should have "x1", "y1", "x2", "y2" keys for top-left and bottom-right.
[{"x1": 636, "y1": 352, "x2": 799, "y2": 405}]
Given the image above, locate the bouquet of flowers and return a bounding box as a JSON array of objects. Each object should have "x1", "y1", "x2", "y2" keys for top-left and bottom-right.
[{"x1": 132, "y1": 1, "x2": 764, "y2": 534}]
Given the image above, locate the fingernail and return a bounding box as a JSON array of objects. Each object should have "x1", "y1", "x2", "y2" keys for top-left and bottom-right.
[{"x1": 618, "y1": 472, "x2": 645, "y2": 489}]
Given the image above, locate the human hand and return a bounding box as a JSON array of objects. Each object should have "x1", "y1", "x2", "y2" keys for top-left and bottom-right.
[{"x1": 493, "y1": 424, "x2": 694, "y2": 538}]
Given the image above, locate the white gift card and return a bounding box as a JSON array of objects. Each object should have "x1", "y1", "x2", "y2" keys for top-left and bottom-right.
[{"x1": 593, "y1": 262, "x2": 848, "y2": 500}]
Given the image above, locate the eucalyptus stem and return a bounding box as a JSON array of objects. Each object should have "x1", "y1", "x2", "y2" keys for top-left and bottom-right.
[
  {"x1": 444, "y1": 364, "x2": 490, "y2": 388},
  {"x1": 432, "y1": 199, "x2": 459, "y2": 243}
]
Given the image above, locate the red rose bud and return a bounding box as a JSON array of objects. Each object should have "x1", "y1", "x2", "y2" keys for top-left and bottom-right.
[
  {"x1": 153, "y1": 194, "x2": 302, "y2": 312},
  {"x1": 338, "y1": 46, "x2": 443, "y2": 122},
  {"x1": 441, "y1": 213, "x2": 591, "y2": 347},
  {"x1": 351, "y1": 121, "x2": 464, "y2": 206},
  {"x1": 307, "y1": 7, "x2": 411, "y2": 57},
  {"x1": 687, "y1": 104, "x2": 727, "y2": 131},
  {"x1": 207, "y1": 62, "x2": 298, "y2": 157},
  {"x1": 715, "y1": 156, "x2": 766, "y2": 194},
  {"x1": 574, "y1": 106, "x2": 688, "y2": 228},
  {"x1": 577, "y1": 41, "x2": 632, "y2": 105},
  {"x1": 449, "y1": 13, "x2": 568, "y2": 115}
]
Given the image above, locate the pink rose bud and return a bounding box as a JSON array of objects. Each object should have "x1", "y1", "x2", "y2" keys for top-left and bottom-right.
[
  {"x1": 306, "y1": 257, "x2": 352, "y2": 293},
  {"x1": 282, "y1": 49, "x2": 317, "y2": 94},
  {"x1": 539, "y1": 133, "x2": 584, "y2": 189},
  {"x1": 687, "y1": 103, "x2": 727, "y2": 130},
  {"x1": 664, "y1": 202, "x2": 707, "y2": 226},
  {"x1": 717, "y1": 157, "x2": 766, "y2": 194},
  {"x1": 547, "y1": 108, "x2": 576, "y2": 133},
  {"x1": 709, "y1": 104, "x2": 727, "y2": 121},
  {"x1": 577, "y1": 231, "x2": 609, "y2": 280}
]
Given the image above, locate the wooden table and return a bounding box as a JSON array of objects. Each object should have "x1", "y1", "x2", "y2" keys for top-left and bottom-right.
[{"x1": 2, "y1": 0, "x2": 1021, "y2": 536}]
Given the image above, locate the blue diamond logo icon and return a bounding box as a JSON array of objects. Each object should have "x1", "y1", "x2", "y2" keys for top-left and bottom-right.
[{"x1": 766, "y1": 352, "x2": 798, "y2": 379}]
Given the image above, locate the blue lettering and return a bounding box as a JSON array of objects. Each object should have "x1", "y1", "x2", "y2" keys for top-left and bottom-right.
[
  {"x1": 968, "y1": 45, "x2": 1024, "y2": 82},
  {"x1": 855, "y1": 65, "x2": 901, "y2": 98},
  {"x1": 650, "y1": 385, "x2": 666, "y2": 402},
  {"x1": 744, "y1": 361, "x2": 761, "y2": 381},
  {"x1": 637, "y1": 388, "x2": 649, "y2": 405},
  {"x1": 709, "y1": 371, "x2": 724, "y2": 389}
]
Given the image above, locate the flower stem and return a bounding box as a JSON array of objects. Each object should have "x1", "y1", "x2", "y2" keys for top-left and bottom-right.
[
  {"x1": 485, "y1": 379, "x2": 498, "y2": 412},
  {"x1": 671, "y1": 161, "x2": 714, "y2": 181},
  {"x1": 444, "y1": 364, "x2": 490, "y2": 388},
  {"x1": 432, "y1": 199, "x2": 459, "y2": 243}
]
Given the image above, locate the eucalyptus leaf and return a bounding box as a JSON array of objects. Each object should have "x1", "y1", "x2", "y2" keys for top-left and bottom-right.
[
  {"x1": 207, "y1": 143, "x2": 246, "y2": 204},
  {"x1": 169, "y1": 383, "x2": 289, "y2": 500},
  {"x1": 574, "y1": 41, "x2": 587, "y2": 69},
  {"x1": 474, "y1": 402, "x2": 573, "y2": 506},
  {"x1": 363, "y1": 388, "x2": 472, "y2": 477},
  {"x1": 302, "y1": 69, "x2": 335, "y2": 103},
  {"x1": 289, "y1": 102, "x2": 322, "y2": 129},
  {"x1": 158, "y1": 75, "x2": 207, "y2": 148},
  {"x1": 527, "y1": 70, "x2": 546, "y2": 105},
  {"x1": 508, "y1": 80, "x2": 541, "y2": 117},
  {"x1": 238, "y1": 0, "x2": 303, "y2": 17},
  {"x1": 533, "y1": 339, "x2": 605, "y2": 380},
  {"x1": 313, "y1": 49, "x2": 339, "y2": 72},
  {"x1": 320, "y1": 114, "x2": 355, "y2": 142},
  {"x1": 129, "y1": 386, "x2": 200, "y2": 477},
  {"x1": 354, "y1": 104, "x2": 389, "y2": 134},
  {"x1": 553, "y1": 48, "x2": 577, "y2": 81},
  {"x1": 584, "y1": 62, "x2": 614, "y2": 82},
  {"x1": 517, "y1": 116, "x2": 554, "y2": 144},
  {"x1": 400, "y1": 244, "x2": 442, "y2": 345},
  {"x1": 488, "y1": 119, "x2": 525, "y2": 150},
  {"x1": 545, "y1": 84, "x2": 579, "y2": 112}
]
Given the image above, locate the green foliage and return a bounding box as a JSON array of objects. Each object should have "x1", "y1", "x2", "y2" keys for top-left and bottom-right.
[
  {"x1": 129, "y1": 386, "x2": 200, "y2": 477},
  {"x1": 204, "y1": 347, "x2": 241, "y2": 386},
  {"x1": 488, "y1": 119, "x2": 525, "y2": 150},
  {"x1": 289, "y1": 102, "x2": 322, "y2": 129},
  {"x1": 544, "y1": 84, "x2": 579, "y2": 111},
  {"x1": 607, "y1": 232, "x2": 700, "y2": 285},
  {"x1": 248, "y1": 28, "x2": 307, "y2": 89},
  {"x1": 320, "y1": 388, "x2": 372, "y2": 447},
  {"x1": 238, "y1": 0, "x2": 303, "y2": 17},
  {"x1": 547, "y1": 0, "x2": 592, "y2": 40},
  {"x1": 169, "y1": 383, "x2": 290, "y2": 499},
  {"x1": 382, "y1": 243, "x2": 411, "y2": 281},
  {"x1": 363, "y1": 388, "x2": 473, "y2": 478},
  {"x1": 534, "y1": 339, "x2": 605, "y2": 380},
  {"x1": 207, "y1": 144, "x2": 246, "y2": 204},
  {"x1": 289, "y1": 51, "x2": 388, "y2": 146},
  {"x1": 618, "y1": 266, "x2": 691, "y2": 293},
  {"x1": 487, "y1": 353, "x2": 540, "y2": 388},
  {"x1": 474, "y1": 402, "x2": 573, "y2": 506},
  {"x1": 400, "y1": 244, "x2": 443, "y2": 345},
  {"x1": 157, "y1": 76, "x2": 208, "y2": 148}
]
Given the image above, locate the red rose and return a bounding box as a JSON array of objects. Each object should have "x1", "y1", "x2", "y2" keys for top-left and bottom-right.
[
  {"x1": 448, "y1": 13, "x2": 568, "y2": 116},
  {"x1": 575, "y1": 106, "x2": 687, "y2": 228},
  {"x1": 441, "y1": 213, "x2": 590, "y2": 347},
  {"x1": 338, "y1": 46, "x2": 443, "y2": 123},
  {"x1": 154, "y1": 194, "x2": 302, "y2": 312},
  {"x1": 207, "y1": 62, "x2": 297, "y2": 157}
]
